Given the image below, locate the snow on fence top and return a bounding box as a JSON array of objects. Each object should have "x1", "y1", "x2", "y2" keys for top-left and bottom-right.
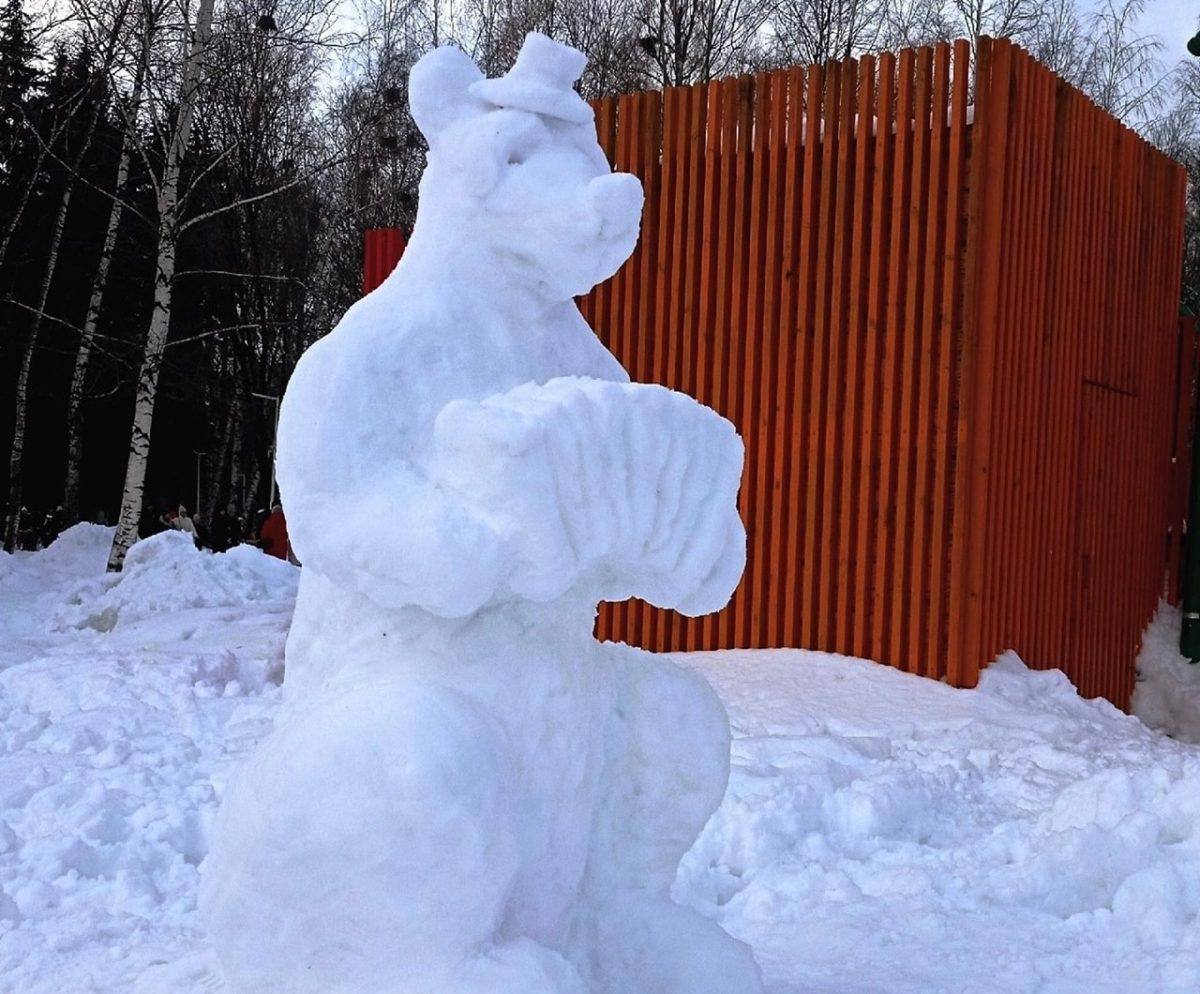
[{"x1": 365, "y1": 37, "x2": 1188, "y2": 710}]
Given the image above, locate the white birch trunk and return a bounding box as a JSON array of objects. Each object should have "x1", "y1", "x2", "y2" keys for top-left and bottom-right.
[
  {"x1": 108, "y1": 0, "x2": 216, "y2": 569},
  {"x1": 64, "y1": 59, "x2": 147, "y2": 521}
]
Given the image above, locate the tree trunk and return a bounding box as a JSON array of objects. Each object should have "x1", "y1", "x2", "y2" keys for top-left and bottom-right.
[
  {"x1": 64, "y1": 55, "x2": 147, "y2": 521},
  {"x1": 211, "y1": 383, "x2": 241, "y2": 523},
  {"x1": 108, "y1": 0, "x2": 216, "y2": 570},
  {"x1": 5, "y1": 164, "x2": 83, "y2": 549}
]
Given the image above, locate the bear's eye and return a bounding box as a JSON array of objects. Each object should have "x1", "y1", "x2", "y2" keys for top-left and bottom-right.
[{"x1": 507, "y1": 150, "x2": 527, "y2": 166}]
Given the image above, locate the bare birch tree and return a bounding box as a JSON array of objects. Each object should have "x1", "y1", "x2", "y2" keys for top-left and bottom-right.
[
  {"x1": 106, "y1": 0, "x2": 215, "y2": 567},
  {"x1": 62, "y1": 0, "x2": 156, "y2": 519},
  {"x1": 101, "y1": 0, "x2": 346, "y2": 567}
]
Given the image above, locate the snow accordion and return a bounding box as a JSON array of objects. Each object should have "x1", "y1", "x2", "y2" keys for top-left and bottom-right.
[{"x1": 200, "y1": 33, "x2": 763, "y2": 994}]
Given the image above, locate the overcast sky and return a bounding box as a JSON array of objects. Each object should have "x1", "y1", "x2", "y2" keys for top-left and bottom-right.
[{"x1": 1134, "y1": 0, "x2": 1196, "y2": 66}]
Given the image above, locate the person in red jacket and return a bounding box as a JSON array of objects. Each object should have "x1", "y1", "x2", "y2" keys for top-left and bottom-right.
[{"x1": 259, "y1": 503, "x2": 291, "y2": 561}]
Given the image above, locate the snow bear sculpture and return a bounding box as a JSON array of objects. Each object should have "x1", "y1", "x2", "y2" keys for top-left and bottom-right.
[{"x1": 201, "y1": 34, "x2": 763, "y2": 994}]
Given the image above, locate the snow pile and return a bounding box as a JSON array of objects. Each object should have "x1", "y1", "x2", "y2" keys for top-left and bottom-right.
[
  {"x1": 0, "y1": 528, "x2": 291, "y2": 994},
  {"x1": 53, "y1": 531, "x2": 298, "y2": 634},
  {"x1": 1133, "y1": 603, "x2": 1200, "y2": 743},
  {"x1": 0, "y1": 523, "x2": 112, "y2": 590},
  {"x1": 678, "y1": 649, "x2": 1200, "y2": 994},
  {"x1": 201, "y1": 34, "x2": 758, "y2": 994}
]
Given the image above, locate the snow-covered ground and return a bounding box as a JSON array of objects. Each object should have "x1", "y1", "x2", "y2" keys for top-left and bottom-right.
[
  {"x1": 1133, "y1": 604, "x2": 1200, "y2": 745},
  {"x1": 1, "y1": 526, "x2": 1198, "y2": 993}
]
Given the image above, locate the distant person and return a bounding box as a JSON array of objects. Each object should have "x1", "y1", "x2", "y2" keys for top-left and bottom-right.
[
  {"x1": 39, "y1": 506, "x2": 66, "y2": 547},
  {"x1": 210, "y1": 506, "x2": 238, "y2": 553},
  {"x1": 17, "y1": 507, "x2": 36, "y2": 550},
  {"x1": 174, "y1": 505, "x2": 199, "y2": 542},
  {"x1": 259, "y1": 503, "x2": 290, "y2": 561}
]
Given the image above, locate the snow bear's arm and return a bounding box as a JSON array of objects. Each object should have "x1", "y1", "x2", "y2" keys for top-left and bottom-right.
[
  {"x1": 276, "y1": 332, "x2": 509, "y2": 618},
  {"x1": 432, "y1": 376, "x2": 747, "y2": 615}
]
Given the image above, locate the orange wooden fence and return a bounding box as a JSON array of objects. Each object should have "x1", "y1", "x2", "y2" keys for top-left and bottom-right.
[
  {"x1": 363, "y1": 227, "x2": 407, "y2": 295},
  {"x1": 364, "y1": 37, "x2": 1188, "y2": 709}
]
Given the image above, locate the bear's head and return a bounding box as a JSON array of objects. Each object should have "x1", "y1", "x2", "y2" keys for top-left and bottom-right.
[{"x1": 407, "y1": 34, "x2": 643, "y2": 302}]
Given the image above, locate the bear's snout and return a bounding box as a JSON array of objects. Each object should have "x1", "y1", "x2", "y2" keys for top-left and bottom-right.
[{"x1": 588, "y1": 173, "x2": 643, "y2": 241}]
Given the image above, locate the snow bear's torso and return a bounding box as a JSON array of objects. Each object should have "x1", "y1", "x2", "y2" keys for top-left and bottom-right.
[{"x1": 281, "y1": 244, "x2": 627, "y2": 498}]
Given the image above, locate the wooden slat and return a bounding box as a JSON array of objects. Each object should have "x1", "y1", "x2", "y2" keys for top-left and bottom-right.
[
  {"x1": 854, "y1": 53, "x2": 895, "y2": 662},
  {"x1": 877, "y1": 48, "x2": 915, "y2": 668},
  {"x1": 741, "y1": 73, "x2": 772, "y2": 648},
  {"x1": 783, "y1": 64, "x2": 823, "y2": 648},
  {"x1": 817, "y1": 58, "x2": 856, "y2": 652},
  {"x1": 839, "y1": 56, "x2": 875, "y2": 654},
  {"x1": 766, "y1": 66, "x2": 805, "y2": 648}
]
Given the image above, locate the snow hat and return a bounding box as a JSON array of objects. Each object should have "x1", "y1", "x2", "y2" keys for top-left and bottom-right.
[{"x1": 469, "y1": 33, "x2": 593, "y2": 125}]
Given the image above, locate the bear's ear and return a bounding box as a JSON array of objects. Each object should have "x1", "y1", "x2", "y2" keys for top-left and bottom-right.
[{"x1": 409, "y1": 46, "x2": 486, "y2": 144}]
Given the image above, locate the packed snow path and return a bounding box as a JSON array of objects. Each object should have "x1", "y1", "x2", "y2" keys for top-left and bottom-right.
[{"x1": 1, "y1": 528, "x2": 1198, "y2": 993}]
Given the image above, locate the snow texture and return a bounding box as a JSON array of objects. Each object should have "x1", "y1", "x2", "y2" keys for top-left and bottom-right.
[
  {"x1": 199, "y1": 34, "x2": 758, "y2": 994},
  {"x1": 1133, "y1": 603, "x2": 1200, "y2": 744},
  {"x1": 2, "y1": 536, "x2": 1199, "y2": 993},
  {"x1": 0, "y1": 530, "x2": 297, "y2": 993},
  {"x1": 52, "y1": 531, "x2": 296, "y2": 635}
]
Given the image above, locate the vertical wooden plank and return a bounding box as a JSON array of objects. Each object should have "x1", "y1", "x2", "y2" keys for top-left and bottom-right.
[
  {"x1": 1070, "y1": 103, "x2": 1105, "y2": 689},
  {"x1": 1004, "y1": 55, "x2": 1047, "y2": 664},
  {"x1": 981, "y1": 46, "x2": 1031, "y2": 664},
  {"x1": 816, "y1": 57, "x2": 857, "y2": 652},
  {"x1": 853, "y1": 53, "x2": 895, "y2": 662},
  {"x1": 1029, "y1": 63, "x2": 1059, "y2": 665},
  {"x1": 739, "y1": 72, "x2": 772, "y2": 648},
  {"x1": 926, "y1": 39, "x2": 968, "y2": 677},
  {"x1": 873, "y1": 48, "x2": 914, "y2": 667},
  {"x1": 838, "y1": 56, "x2": 876, "y2": 653},
  {"x1": 765, "y1": 67, "x2": 806, "y2": 647},
  {"x1": 783, "y1": 64, "x2": 823, "y2": 648},
  {"x1": 1041, "y1": 82, "x2": 1079, "y2": 673},
  {"x1": 799, "y1": 61, "x2": 841, "y2": 650},
  {"x1": 747, "y1": 70, "x2": 788, "y2": 647},
  {"x1": 947, "y1": 37, "x2": 1011, "y2": 687},
  {"x1": 912, "y1": 43, "x2": 948, "y2": 678},
  {"x1": 891, "y1": 46, "x2": 932, "y2": 672}
]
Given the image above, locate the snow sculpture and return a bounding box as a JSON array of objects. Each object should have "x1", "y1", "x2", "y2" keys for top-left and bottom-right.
[{"x1": 201, "y1": 33, "x2": 763, "y2": 994}]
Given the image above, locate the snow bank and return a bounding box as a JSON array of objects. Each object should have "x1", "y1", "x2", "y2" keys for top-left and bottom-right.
[
  {"x1": 0, "y1": 525, "x2": 291, "y2": 994},
  {"x1": 678, "y1": 648, "x2": 1200, "y2": 994},
  {"x1": 1133, "y1": 604, "x2": 1200, "y2": 743},
  {"x1": 0, "y1": 523, "x2": 112, "y2": 588},
  {"x1": 53, "y1": 531, "x2": 298, "y2": 633}
]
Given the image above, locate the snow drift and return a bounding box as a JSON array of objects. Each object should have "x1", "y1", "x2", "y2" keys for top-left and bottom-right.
[
  {"x1": 1134, "y1": 604, "x2": 1200, "y2": 744},
  {"x1": 53, "y1": 531, "x2": 297, "y2": 633}
]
